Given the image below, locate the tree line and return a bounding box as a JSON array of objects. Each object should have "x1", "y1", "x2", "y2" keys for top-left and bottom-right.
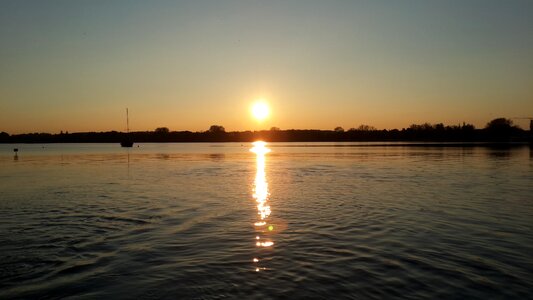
[{"x1": 1, "y1": 118, "x2": 531, "y2": 143}]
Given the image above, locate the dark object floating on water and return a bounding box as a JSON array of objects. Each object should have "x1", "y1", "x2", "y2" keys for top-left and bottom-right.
[
  {"x1": 121, "y1": 108, "x2": 134, "y2": 148},
  {"x1": 14, "y1": 148, "x2": 18, "y2": 152},
  {"x1": 121, "y1": 139, "x2": 133, "y2": 147}
]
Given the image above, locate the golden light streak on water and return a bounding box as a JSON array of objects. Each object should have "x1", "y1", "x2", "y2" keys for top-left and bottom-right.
[
  {"x1": 250, "y1": 141, "x2": 271, "y2": 226},
  {"x1": 250, "y1": 141, "x2": 274, "y2": 271},
  {"x1": 251, "y1": 141, "x2": 271, "y2": 223}
]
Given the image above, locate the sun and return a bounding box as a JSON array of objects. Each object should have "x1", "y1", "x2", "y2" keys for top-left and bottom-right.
[{"x1": 251, "y1": 101, "x2": 270, "y2": 121}]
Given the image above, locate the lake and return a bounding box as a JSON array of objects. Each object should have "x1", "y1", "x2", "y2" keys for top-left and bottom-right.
[{"x1": 1, "y1": 143, "x2": 532, "y2": 299}]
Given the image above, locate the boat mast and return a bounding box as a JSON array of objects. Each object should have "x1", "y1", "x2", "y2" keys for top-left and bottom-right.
[{"x1": 126, "y1": 108, "x2": 129, "y2": 134}]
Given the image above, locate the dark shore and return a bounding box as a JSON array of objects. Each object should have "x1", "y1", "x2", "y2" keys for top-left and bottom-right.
[{"x1": 1, "y1": 128, "x2": 531, "y2": 144}]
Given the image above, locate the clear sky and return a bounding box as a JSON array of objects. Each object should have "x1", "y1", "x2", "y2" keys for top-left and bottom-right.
[{"x1": 1, "y1": 0, "x2": 532, "y2": 133}]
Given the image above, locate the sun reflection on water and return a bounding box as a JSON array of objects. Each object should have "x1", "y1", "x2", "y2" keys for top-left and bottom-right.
[{"x1": 250, "y1": 141, "x2": 273, "y2": 271}]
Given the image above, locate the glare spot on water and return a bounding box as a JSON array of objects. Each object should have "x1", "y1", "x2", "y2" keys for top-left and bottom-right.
[
  {"x1": 258, "y1": 241, "x2": 274, "y2": 247},
  {"x1": 250, "y1": 141, "x2": 271, "y2": 155}
]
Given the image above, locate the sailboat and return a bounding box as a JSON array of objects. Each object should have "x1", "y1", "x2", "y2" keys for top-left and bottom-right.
[{"x1": 121, "y1": 108, "x2": 134, "y2": 147}]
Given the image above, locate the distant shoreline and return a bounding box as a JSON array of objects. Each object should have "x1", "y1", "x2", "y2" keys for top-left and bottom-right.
[
  {"x1": 2, "y1": 119, "x2": 532, "y2": 144},
  {"x1": 1, "y1": 129, "x2": 531, "y2": 145}
]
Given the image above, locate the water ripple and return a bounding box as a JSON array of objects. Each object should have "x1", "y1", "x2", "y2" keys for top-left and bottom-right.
[{"x1": 1, "y1": 144, "x2": 532, "y2": 299}]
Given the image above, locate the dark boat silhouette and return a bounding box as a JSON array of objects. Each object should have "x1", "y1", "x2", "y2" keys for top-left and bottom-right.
[
  {"x1": 121, "y1": 108, "x2": 134, "y2": 147},
  {"x1": 120, "y1": 138, "x2": 133, "y2": 147}
]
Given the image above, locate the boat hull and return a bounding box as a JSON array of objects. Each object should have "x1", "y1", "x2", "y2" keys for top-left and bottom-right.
[{"x1": 120, "y1": 140, "x2": 134, "y2": 147}]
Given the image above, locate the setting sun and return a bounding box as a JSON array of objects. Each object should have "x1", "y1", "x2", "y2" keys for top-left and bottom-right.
[{"x1": 251, "y1": 101, "x2": 270, "y2": 121}]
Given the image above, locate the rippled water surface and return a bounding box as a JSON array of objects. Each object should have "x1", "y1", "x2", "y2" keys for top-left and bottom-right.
[{"x1": 1, "y1": 143, "x2": 533, "y2": 299}]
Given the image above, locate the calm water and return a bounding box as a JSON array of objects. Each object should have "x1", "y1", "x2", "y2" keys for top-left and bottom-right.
[{"x1": 1, "y1": 143, "x2": 532, "y2": 299}]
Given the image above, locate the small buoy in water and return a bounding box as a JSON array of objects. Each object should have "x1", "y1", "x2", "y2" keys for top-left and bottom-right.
[{"x1": 13, "y1": 148, "x2": 18, "y2": 152}]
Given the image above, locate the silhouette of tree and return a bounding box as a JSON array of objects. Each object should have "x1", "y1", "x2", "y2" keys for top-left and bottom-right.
[
  {"x1": 270, "y1": 127, "x2": 280, "y2": 131},
  {"x1": 334, "y1": 126, "x2": 344, "y2": 132},
  {"x1": 484, "y1": 118, "x2": 520, "y2": 139},
  {"x1": 208, "y1": 125, "x2": 225, "y2": 133},
  {"x1": 462, "y1": 123, "x2": 475, "y2": 131},
  {"x1": 409, "y1": 123, "x2": 433, "y2": 131},
  {"x1": 435, "y1": 123, "x2": 445, "y2": 131},
  {"x1": 485, "y1": 118, "x2": 515, "y2": 131},
  {"x1": 155, "y1": 127, "x2": 170, "y2": 134},
  {"x1": 0, "y1": 131, "x2": 9, "y2": 142},
  {"x1": 357, "y1": 124, "x2": 377, "y2": 131}
]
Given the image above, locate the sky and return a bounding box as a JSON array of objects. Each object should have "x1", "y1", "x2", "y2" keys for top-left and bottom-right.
[{"x1": 1, "y1": 0, "x2": 532, "y2": 134}]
